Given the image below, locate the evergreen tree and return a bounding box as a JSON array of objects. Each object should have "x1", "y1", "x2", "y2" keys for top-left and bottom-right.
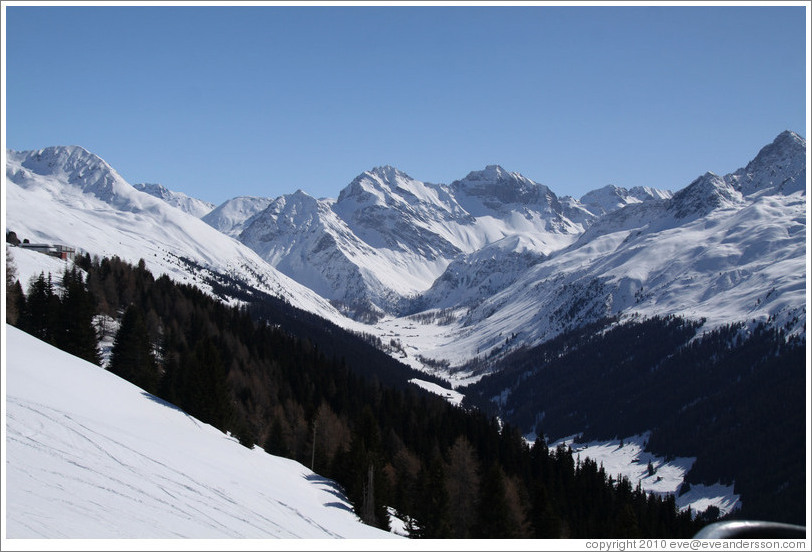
[
  {"x1": 475, "y1": 462, "x2": 514, "y2": 538},
  {"x1": 445, "y1": 436, "x2": 480, "y2": 538},
  {"x1": 57, "y1": 267, "x2": 101, "y2": 365},
  {"x1": 175, "y1": 338, "x2": 233, "y2": 431},
  {"x1": 109, "y1": 304, "x2": 159, "y2": 393},
  {"x1": 412, "y1": 453, "x2": 451, "y2": 538},
  {"x1": 5, "y1": 247, "x2": 24, "y2": 326},
  {"x1": 23, "y1": 272, "x2": 60, "y2": 343}
]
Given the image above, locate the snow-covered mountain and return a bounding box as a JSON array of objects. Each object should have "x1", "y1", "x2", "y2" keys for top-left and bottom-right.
[
  {"x1": 4, "y1": 324, "x2": 397, "y2": 538},
  {"x1": 410, "y1": 234, "x2": 547, "y2": 312},
  {"x1": 203, "y1": 195, "x2": 274, "y2": 237},
  {"x1": 397, "y1": 131, "x2": 806, "y2": 373},
  {"x1": 133, "y1": 182, "x2": 215, "y2": 218},
  {"x1": 236, "y1": 164, "x2": 598, "y2": 319},
  {"x1": 4, "y1": 146, "x2": 346, "y2": 324},
  {"x1": 579, "y1": 184, "x2": 673, "y2": 217}
]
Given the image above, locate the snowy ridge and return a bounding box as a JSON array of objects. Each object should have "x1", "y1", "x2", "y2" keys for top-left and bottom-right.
[
  {"x1": 4, "y1": 325, "x2": 396, "y2": 539},
  {"x1": 579, "y1": 184, "x2": 673, "y2": 217},
  {"x1": 133, "y1": 182, "x2": 215, "y2": 218},
  {"x1": 412, "y1": 234, "x2": 547, "y2": 311},
  {"x1": 728, "y1": 130, "x2": 806, "y2": 196},
  {"x1": 203, "y1": 195, "x2": 274, "y2": 237}
]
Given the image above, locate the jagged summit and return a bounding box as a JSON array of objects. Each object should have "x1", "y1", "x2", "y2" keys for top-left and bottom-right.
[
  {"x1": 8, "y1": 146, "x2": 131, "y2": 207},
  {"x1": 451, "y1": 165, "x2": 557, "y2": 211},
  {"x1": 336, "y1": 165, "x2": 417, "y2": 206},
  {"x1": 745, "y1": 130, "x2": 805, "y2": 172},
  {"x1": 730, "y1": 130, "x2": 806, "y2": 196},
  {"x1": 14, "y1": 145, "x2": 115, "y2": 179},
  {"x1": 368, "y1": 164, "x2": 407, "y2": 181},
  {"x1": 455, "y1": 164, "x2": 537, "y2": 187}
]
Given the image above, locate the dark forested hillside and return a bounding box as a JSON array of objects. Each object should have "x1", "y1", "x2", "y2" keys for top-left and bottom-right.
[
  {"x1": 6, "y1": 253, "x2": 710, "y2": 538},
  {"x1": 464, "y1": 316, "x2": 807, "y2": 525}
]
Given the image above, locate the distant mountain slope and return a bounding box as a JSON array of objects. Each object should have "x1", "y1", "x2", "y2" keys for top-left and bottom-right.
[
  {"x1": 133, "y1": 182, "x2": 215, "y2": 217},
  {"x1": 579, "y1": 184, "x2": 673, "y2": 216},
  {"x1": 203, "y1": 195, "x2": 274, "y2": 237},
  {"x1": 404, "y1": 131, "x2": 806, "y2": 371},
  {"x1": 5, "y1": 146, "x2": 345, "y2": 324},
  {"x1": 5, "y1": 325, "x2": 396, "y2": 538}
]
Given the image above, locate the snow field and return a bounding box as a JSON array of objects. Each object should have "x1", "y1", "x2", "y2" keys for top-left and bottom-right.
[
  {"x1": 551, "y1": 433, "x2": 740, "y2": 517},
  {"x1": 4, "y1": 325, "x2": 398, "y2": 540}
]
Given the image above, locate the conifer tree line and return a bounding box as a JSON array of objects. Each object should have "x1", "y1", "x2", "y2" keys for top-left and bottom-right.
[
  {"x1": 5, "y1": 247, "x2": 707, "y2": 538},
  {"x1": 465, "y1": 314, "x2": 807, "y2": 526},
  {"x1": 7, "y1": 261, "x2": 101, "y2": 366}
]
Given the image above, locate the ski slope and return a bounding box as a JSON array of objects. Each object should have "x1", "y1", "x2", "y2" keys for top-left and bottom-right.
[{"x1": 3, "y1": 325, "x2": 398, "y2": 540}]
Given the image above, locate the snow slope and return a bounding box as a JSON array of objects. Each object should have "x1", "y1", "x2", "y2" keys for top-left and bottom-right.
[
  {"x1": 203, "y1": 195, "x2": 274, "y2": 237},
  {"x1": 550, "y1": 433, "x2": 740, "y2": 518},
  {"x1": 579, "y1": 184, "x2": 673, "y2": 217},
  {"x1": 3, "y1": 324, "x2": 397, "y2": 539},
  {"x1": 133, "y1": 182, "x2": 215, "y2": 218},
  {"x1": 5, "y1": 146, "x2": 346, "y2": 324}
]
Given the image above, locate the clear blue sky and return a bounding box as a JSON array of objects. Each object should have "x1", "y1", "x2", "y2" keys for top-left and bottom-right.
[{"x1": 4, "y1": 4, "x2": 808, "y2": 205}]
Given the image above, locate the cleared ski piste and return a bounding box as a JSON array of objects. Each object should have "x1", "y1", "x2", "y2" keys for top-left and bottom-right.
[{"x1": 3, "y1": 324, "x2": 398, "y2": 540}]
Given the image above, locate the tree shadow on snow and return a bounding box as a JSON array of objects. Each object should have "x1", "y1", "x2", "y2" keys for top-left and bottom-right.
[
  {"x1": 141, "y1": 392, "x2": 201, "y2": 426},
  {"x1": 305, "y1": 474, "x2": 354, "y2": 508}
]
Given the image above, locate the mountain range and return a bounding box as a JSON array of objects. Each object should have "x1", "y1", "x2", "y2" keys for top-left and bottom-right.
[{"x1": 5, "y1": 130, "x2": 806, "y2": 382}]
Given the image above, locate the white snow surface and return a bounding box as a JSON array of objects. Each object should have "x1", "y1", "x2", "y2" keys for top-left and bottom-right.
[
  {"x1": 579, "y1": 184, "x2": 673, "y2": 217},
  {"x1": 3, "y1": 325, "x2": 397, "y2": 539},
  {"x1": 551, "y1": 433, "x2": 740, "y2": 517},
  {"x1": 132, "y1": 182, "x2": 215, "y2": 218},
  {"x1": 202, "y1": 195, "x2": 274, "y2": 237},
  {"x1": 408, "y1": 378, "x2": 465, "y2": 406}
]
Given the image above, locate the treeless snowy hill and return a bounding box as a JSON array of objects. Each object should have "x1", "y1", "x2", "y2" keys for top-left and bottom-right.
[{"x1": 3, "y1": 325, "x2": 398, "y2": 539}]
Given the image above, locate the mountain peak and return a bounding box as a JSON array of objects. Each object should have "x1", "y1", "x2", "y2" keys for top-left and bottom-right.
[
  {"x1": 9, "y1": 145, "x2": 131, "y2": 206},
  {"x1": 17, "y1": 145, "x2": 109, "y2": 175},
  {"x1": 337, "y1": 166, "x2": 415, "y2": 206},
  {"x1": 368, "y1": 165, "x2": 405, "y2": 180},
  {"x1": 669, "y1": 171, "x2": 740, "y2": 219},
  {"x1": 461, "y1": 164, "x2": 516, "y2": 183},
  {"x1": 750, "y1": 130, "x2": 806, "y2": 164},
  {"x1": 774, "y1": 129, "x2": 805, "y2": 146},
  {"x1": 452, "y1": 165, "x2": 556, "y2": 210},
  {"x1": 731, "y1": 130, "x2": 806, "y2": 196}
]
